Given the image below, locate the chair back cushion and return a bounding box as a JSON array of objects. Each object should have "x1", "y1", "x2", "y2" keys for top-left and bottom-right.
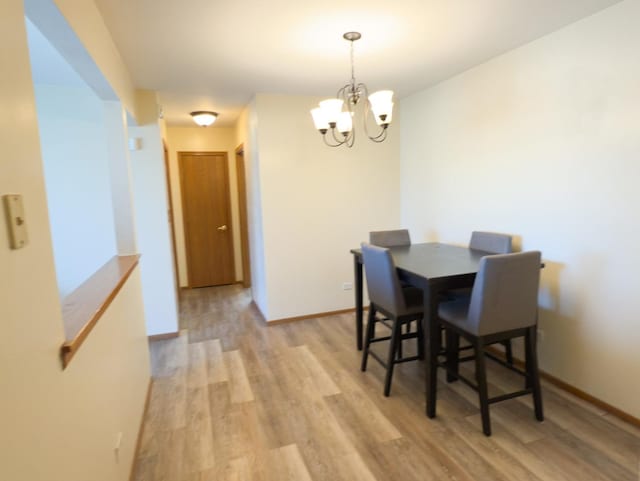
[
  {"x1": 470, "y1": 231, "x2": 513, "y2": 254},
  {"x1": 361, "y1": 243, "x2": 406, "y2": 315},
  {"x1": 369, "y1": 229, "x2": 411, "y2": 248},
  {"x1": 468, "y1": 251, "x2": 541, "y2": 336}
]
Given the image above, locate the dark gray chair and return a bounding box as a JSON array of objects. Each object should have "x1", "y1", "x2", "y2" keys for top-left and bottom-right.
[
  {"x1": 469, "y1": 231, "x2": 513, "y2": 254},
  {"x1": 450, "y1": 231, "x2": 515, "y2": 363},
  {"x1": 360, "y1": 243, "x2": 424, "y2": 396},
  {"x1": 436, "y1": 251, "x2": 544, "y2": 436},
  {"x1": 369, "y1": 229, "x2": 415, "y2": 357},
  {"x1": 369, "y1": 229, "x2": 411, "y2": 248}
]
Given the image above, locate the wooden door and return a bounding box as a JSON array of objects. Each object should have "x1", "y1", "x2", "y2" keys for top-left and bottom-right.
[{"x1": 179, "y1": 151, "x2": 235, "y2": 287}]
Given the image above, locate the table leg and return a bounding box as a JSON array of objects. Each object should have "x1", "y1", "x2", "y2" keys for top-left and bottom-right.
[
  {"x1": 425, "y1": 286, "x2": 440, "y2": 418},
  {"x1": 354, "y1": 255, "x2": 363, "y2": 350}
]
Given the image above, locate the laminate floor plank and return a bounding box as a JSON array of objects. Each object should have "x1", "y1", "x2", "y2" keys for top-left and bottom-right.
[
  {"x1": 183, "y1": 386, "x2": 215, "y2": 474},
  {"x1": 224, "y1": 349, "x2": 255, "y2": 404},
  {"x1": 132, "y1": 285, "x2": 640, "y2": 481}
]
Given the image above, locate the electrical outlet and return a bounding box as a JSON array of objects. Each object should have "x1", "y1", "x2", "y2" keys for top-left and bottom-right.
[
  {"x1": 537, "y1": 328, "x2": 545, "y2": 341},
  {"x1": 342, "y1": 282, "x2": 353, "y2": 290}
]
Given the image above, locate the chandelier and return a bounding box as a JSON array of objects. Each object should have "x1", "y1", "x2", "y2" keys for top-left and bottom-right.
[{"x1": 310, "y1": 32, "x2": 394, "y2": 148}]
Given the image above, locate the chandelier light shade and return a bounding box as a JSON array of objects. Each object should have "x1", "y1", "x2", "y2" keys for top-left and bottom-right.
[
  {"x1": 310, "y1": 32, "x2": 394, "y2": 147},
  {"x1": 190, "y1": 111, "x2": 218, "y2": 127}
]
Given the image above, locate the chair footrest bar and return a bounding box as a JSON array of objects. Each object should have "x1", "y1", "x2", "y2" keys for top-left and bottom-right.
[
  {"x1": 485, "y1": 352, "x2": 528, "y2": 377},
  {"x1": 488, "y1": 389, "x2": 532, "y2": 404},
  {"x1": 370, "y1": 350, "x2": 421, "y2": 368},
  {"x1": 377, "y1": 319, "x2": 394, "y2": 329},
  {"x1": 437, "y1": 362, "x2": 477, "y2": 390},
  {"x1": 457, "y1": 355, "x2": 476, "y2": 363},
  {"x1": 369, "y1": 350, "x2": 386, "y2": 367},
  {"x1": 371, "y1": 332, "x2": 418, "y2": 344},
  {"x1": 370, "y1": 335, "x2": 392, "y2": 343},
  {"x1": 395, "y1": 355, "x2": 421, "y2": 364}
]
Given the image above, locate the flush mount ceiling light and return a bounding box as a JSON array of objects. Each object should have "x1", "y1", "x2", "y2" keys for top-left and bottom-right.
[
  {"x1": 311, "y1": 32, "x2": 394, "y2": 148},
  {"x1": 190, "y1": 111, "x2": 218, "y2": 127}
]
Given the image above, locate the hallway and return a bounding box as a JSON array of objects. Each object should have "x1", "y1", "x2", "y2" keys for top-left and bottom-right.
[{"x1": 133, "y1": 285, "x2": 639, "y2": 481}]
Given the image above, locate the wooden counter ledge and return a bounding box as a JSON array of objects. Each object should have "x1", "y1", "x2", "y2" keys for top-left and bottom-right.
[{"x1": 60, "y1": 255, "x2": 140, "y2": 368}]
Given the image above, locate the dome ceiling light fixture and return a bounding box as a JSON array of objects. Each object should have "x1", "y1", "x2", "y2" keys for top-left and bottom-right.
[
  {"x1": 310, "y1": 31, "x2": 394, "y2": 148},
  {"x1": 190, "y1": 111, "x2": 218, "y2": 127}
]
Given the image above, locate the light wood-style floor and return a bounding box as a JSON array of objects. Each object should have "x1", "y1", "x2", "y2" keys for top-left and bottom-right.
[{"x1": 133, "y1": 284, "x2": 640, "y2": 481}]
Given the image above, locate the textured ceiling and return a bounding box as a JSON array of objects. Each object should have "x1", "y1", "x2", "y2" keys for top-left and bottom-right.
[{"x1": 92, "y1": 0, "x2": 621, "y2": 127}]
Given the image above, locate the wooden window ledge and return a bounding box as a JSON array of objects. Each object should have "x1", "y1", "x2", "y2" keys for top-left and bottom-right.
[{"x1": 60, "y1": 255, "x2": 140, "y2": 368}]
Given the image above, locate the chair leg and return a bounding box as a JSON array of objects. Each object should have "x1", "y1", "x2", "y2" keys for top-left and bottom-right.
[
  {"x1": 525, "y1": 326, "x2": 544, "y2": 421},
  {"x1": 474, "y1": 339, "x2": 491, "y2": 436},
  {"x1": 361, "y1": 304, "x2": 377, "y2": 372},
  {"x1": 445, "y1": 329, "x2": 460, "y2": 383},
  {"x1": 383, "y1": 319, "x2": 402, "y2": 397},
  {"x1": 504, "y1": 340, "x2": 514, "y2": 365}
]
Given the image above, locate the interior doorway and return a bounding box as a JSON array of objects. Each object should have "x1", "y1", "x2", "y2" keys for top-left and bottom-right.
[{"x1": 178, "y1": 151, "x2": 235, "y2": 287}]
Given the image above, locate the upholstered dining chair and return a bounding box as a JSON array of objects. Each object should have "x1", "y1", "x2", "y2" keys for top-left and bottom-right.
[
  {"x1": 469, "y1": 231, "x2": 512, "y2": 254},
  {"x1": 436, "y1": 251, "x2": 544, "y2": 436},
  {"x1": 451, "y1": 231, "x2": 515, "y2": 364},
  {"x1": 360, "y1": 243, "x2": 424, "y2": 396},
  {"x1": 368, "y1": 229, "x2": 414, "y2": 357},
  {"x1": 369, "y1": 229, "x2": 411, "y2": 248}
]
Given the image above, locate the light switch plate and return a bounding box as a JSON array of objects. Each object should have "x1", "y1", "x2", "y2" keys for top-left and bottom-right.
[{"x1": 3, "y1": 194, "x2": 28, "y2": 249}]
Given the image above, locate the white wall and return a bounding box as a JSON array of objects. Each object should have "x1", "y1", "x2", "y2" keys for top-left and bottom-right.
[
  {"x1": 33, "y1": 83, "x2": 118, "y2": 298},
  {"x1": 235, "y1": 99, "x2": 268, "y2": 313},
  {"x1": 129, "y1": 122, "x2": 179, "y2": 335},
  {"x1": 25, "y1": 0, "x2": 138, "y2": 118},
  {"x1": 165, "y1": 126, "x2": 242, "y2": 286},
  {"x1": 254, "y1": 93, "x2": 401, "y2": 321},
  {"x1": 400, "y1": 0, "x2": 640, "y2": 418},
  {"x1": 0, "y1": 3, "x2": 150, "y2": 481},
  {"x1": 104, "y1": 101, "x2": 138, "y2": 255}
]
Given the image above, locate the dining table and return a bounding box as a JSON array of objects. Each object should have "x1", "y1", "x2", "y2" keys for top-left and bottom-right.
[{"x1": 350, "y1": 242, "x2": 488, "y2": 418}]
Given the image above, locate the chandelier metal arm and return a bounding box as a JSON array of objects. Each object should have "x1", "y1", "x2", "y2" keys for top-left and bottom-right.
[
  {"x1": 366, "y1": 127, "x2": 388, "y2": 143},
  {"x1": 331, "y1": 127, "x2": 355, "y2": 147},
  {"x1": 321, "y1": 128, "x2": 355, "y2": 148},
  {"x1": 363, "y1": 98, "x2": 390, "y2": 142},
  {"x1": 322, "y1": 133, "x2": 344, "y2": 147}
]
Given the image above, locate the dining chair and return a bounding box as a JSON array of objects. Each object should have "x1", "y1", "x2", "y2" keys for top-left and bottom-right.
[
  {"x1": 369, "y1": 229, "x2": 414, "y2": 356},
  {"x1": 360, "y1": 243, "x2": 424, "y2": 396},
  {"x1": 369, "y1": 229, "x2": 411, "y2": 248},
  {"x1": 436, "y1": 251, "x2": 544, "y2": 436},
  {"x1": 450, "y1": 230, "x2": 515, "y2": 364},
  {"x1": 469, "y1": 231, "x2": 513, "y2": 254}
]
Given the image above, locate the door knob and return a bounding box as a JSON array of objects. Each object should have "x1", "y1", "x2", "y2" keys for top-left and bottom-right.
[{"x1": 217, "y1": 225, "x2": 228, "y2": 231}]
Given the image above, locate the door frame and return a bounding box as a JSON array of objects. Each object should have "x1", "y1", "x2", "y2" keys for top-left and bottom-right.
[
  {"x1": 163, "y1": 141, "x2": 180, "y2": 295},
  {"x1": 178, "y1": 150, "x2": 235, "y2": 288},
  {"x1": 235, "y1": 144, "x2": 251, "y2": 288}
]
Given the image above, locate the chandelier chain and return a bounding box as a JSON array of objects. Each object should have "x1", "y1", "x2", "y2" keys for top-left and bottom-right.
[{"x1": 350, "y1": 39, "x2": 356, "y2": 87}]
